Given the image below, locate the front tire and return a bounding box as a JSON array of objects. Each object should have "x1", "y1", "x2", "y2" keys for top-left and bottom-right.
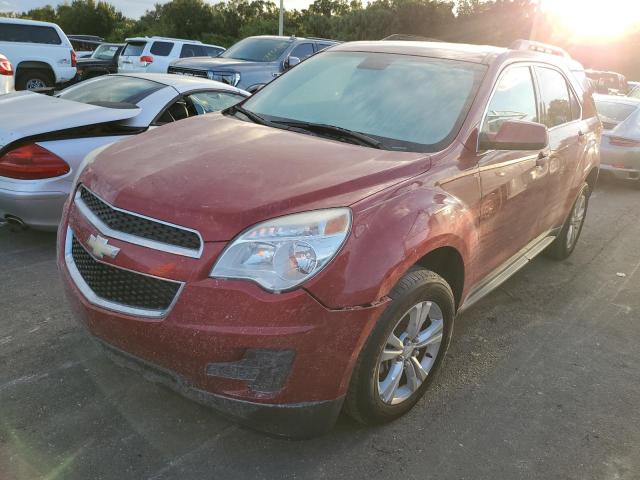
[
  {"x1": 545, "y1": 182, "x2": 590, "y2": 260},
  {"x1": 345, "y1": 268, "x2": 455, "y2": 425}
]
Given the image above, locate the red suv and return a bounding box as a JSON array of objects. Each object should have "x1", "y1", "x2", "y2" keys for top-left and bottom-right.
[{"x1": 57, "y1": 41, "x2": 600, "y2": 437}]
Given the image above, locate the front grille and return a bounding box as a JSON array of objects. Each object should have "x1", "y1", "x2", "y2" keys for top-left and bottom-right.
[
  {"x1": 168, "y1": 66, "x2": 209, "y2": 79},
  {"x1": 78, "y1": 187, "x2": 201, "y2": 251},
  {"x1": 71, "y1": 235, "x2": 181, "y2": 313}
]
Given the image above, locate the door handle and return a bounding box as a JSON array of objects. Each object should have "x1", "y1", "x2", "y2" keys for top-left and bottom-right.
[
  {"x1": 578, "y1": 130, "x2": 586, "y2": 142},
  {"x1": 536, "y1": 151, "x2": 548, "y2": 167}
]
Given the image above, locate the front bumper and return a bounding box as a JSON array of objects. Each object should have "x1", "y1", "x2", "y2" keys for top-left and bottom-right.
[
  {"x1": 58, "y1": 207, "x2": 386, "y2": 435},
  {"x1": 0, "y1": 185, "x2": 67, "y2": 230}
]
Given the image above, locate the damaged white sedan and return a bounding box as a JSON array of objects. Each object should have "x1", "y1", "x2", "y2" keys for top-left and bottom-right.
[{"x1": 0, "y1": 73, "x2": 248, "y2": 230}]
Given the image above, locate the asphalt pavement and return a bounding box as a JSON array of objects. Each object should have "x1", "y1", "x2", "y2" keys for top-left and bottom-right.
[{"x1": 1, "y1": 179, "x2": 639, "y2": 480}]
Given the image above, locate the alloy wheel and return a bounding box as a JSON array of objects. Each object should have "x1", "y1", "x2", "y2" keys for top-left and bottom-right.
[
  {"x1": 377, "y1": 300, "x2": 444, "y2": 405},
  {"x1": 566, "y1": 191, "x2": 587, "y2": 250},
  {"x1": 26, "y1": 79, "x2": 47, "y2": 90}
]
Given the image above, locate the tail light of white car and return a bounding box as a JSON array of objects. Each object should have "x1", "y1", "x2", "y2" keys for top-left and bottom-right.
[
  {"x1": 0, "y1": 54, "x2": 12, "y2": 76},
  {"x1": 0, "y1": 144, "x2": 70, "y2": 180},
  {"x1": 71, "y1": 49, "x2": 77, "y2": 68},
  {"x1": 140, "y1": 55, "x2": 154, "y2": 67}
]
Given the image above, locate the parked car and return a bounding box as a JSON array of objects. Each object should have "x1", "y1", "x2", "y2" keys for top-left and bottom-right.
[
  {"x1": 58, "y1": 40, "x2": 600, "y2": 437},
  {"x1": 594, "y1": 94, "x2": 640, "y2": 185},
  {"x1": 168, "y1": 35, "x2": 339, "y2": 92},
  {"x1": 118, "y1": 36, "x2": 225, "y2": 74},
  {"x1": 0, "y1": 73, "x2": 248, "y2": 230},
  {"x1": 0, "y1": 17, "x2": 76, "y2": 90},
  {"x1": 627, "y1": 82, "x2": 640, "y2": 99},
  {"x1": 75, "y1": 43, "x2": 124, "y2": 81},
  {"x1": 586, "y1": 69, "x2": 629, "y2": 95},
  {"x1": 0, "y1": 53, "x2": 14, "y2": 94},
  {"x1": 68, "y1": 34, "x2": 104, "y2": 58}
]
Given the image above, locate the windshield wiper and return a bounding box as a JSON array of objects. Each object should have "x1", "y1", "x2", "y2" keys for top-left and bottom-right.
[
  {"x1": 272, "y1": 120, "x2": 384, "y2": 149},
  {"x1": 225, "y1": 104, "x2": 273, "y2": 127}
]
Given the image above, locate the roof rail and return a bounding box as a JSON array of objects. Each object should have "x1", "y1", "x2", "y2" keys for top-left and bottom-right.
[{"x1": 510, "y1": 39, "x2": 570, "y2": 58}]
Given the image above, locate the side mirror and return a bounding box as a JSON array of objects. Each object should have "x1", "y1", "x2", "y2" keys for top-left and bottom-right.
[
  {"x1": 285, "y1": 56, "x2": 301, "y2": 70},
  {"x1": 478, "y1": 120, "x2": 548, "y2": 151}
]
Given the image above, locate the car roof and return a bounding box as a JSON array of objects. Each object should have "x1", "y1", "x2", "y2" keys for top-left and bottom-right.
[
  {"x1": 112, "y1": 73, "x2": 249, "y2": 95},
  {"x1": 125, "y1": 36, "x2": 203, "y2": 44},
  {"x1": 332, "y1": 41, "x2": 506, "y2": 64},
  {"x1": 0, "y1": 16, "x2": 62, "y2": 29},
  {"x1": 593, "y1": 94, "x2": 640, "y2": 106},
  {"x1": 331, "y1": 40, "x2": 585, "y2": 70}
]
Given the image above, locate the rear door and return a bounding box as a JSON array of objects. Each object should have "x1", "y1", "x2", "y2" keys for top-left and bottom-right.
[
  {"x1": 118, "y1": 40, "x2": 147, "y2": 72},
  {"x1": 476, "y1": 65, "x2": 551, "y2": 276},
  {"x1": 533, "y1": 65, "x2": 584, "y2": 232}
]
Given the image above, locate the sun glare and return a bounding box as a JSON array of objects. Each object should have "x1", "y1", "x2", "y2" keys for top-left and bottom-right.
[{"x1": 541, "y1": 0, "x2": 640, "y2": 40}]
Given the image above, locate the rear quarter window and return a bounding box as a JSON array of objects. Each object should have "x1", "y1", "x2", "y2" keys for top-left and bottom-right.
[
  {"x1": 0, "y1": 23, "x2": 61, "y2": 45},
  {"x1": 58, "y1": 75, "x2": 165, "y2": 105},
  {"x1": 122, "y1": 42, "x2": 146, "y2": 56},
  {"x1": 150, "y1": 41, "x2": 174, "y2": 56}
]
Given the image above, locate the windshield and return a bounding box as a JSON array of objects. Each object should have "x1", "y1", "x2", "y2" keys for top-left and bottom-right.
[
  {"x1": 242, "y1": 51, "x2": 486, "y2": 152},
  {"x1": 221, "y1": 37, "x2": 291, "y2": 62},
  {"x1": 57, "y1": 75, "x2": 164, "y2": 106},
  {"x1": 595, "y1": 100, "x2": 638, "y2": 126},
  {"x1": 91, "y1": 44, "x2": 120, "y2": 61}
]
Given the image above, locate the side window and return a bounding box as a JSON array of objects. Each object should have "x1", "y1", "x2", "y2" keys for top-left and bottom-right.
[
  {"x1": 536, "y1": 67, "x2": 572, "y2": 128},
  {"x1": 289, "y1": 43, "x2": 315, "y2": 61},
  {"x1": 0, "y1": 24, "x2": 61, "y2": 44},
  {"x1": 315, "y1": 42, "x2": 333, "y2": 52},
  {"x1": 180, "y1": 44, "x2": 205, "y2": 58},
  {"x1": 205, "y1": 46, "x2": 224, "y2": 57},
  {"x1": 150, "y1": 41, "x2": 174, "y2": 56},
  {"x1": 186, "y1": 91, "x2": 245, "y2": 115},
  {"x1": 481, "y1": 66, "x2": 538, "y2": 136}
]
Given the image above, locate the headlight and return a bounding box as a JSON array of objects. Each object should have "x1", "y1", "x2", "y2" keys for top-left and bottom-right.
[
  {"x1": 211, "y1": 209, "x2": 351, "y2": 292},
  {"x1": 207, "y1": 71, "x2": 241, "y2": 87}
]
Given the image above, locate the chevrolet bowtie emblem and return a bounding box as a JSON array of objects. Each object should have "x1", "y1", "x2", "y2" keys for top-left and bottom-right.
[{"x1": 87, "y1": 234, "x2": 120, "y2": 259}]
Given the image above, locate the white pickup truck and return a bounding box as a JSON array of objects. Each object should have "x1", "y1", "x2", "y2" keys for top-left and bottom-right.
[{"x1": 0, "y1": 17, "x2": 76, "y2": 90}]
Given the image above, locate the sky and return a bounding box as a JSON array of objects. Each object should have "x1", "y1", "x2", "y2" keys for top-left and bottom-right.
[{"x1": 0, "y1": 0, "x2": 316, "y2": 17}]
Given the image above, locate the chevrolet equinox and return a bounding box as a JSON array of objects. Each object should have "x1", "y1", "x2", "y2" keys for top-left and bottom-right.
[{"x1": 58, "y1": 40, "x2": 601, "y2": 437}]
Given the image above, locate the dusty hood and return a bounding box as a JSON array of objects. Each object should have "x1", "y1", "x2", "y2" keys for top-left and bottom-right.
[
  {"x1": 81, "y1": 114, "x2": 431, "y2": 241},
  {"x1": 0, "y1": 91, "x2": 141, "y2": 148},
  {"x1": 171, "y1": 57, "x2": 258, "y2": 70}
]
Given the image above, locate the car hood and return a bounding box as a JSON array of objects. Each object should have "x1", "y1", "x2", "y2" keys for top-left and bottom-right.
[
  {"x1": 171, "y1": 57, "x2": 263, "y2": 70},
  {"x1": 0, "y1": 91, "x2": 141, "y2": 149},
  {"x1": 81, "y1": 114, "x2": 431, "y2": 241}
]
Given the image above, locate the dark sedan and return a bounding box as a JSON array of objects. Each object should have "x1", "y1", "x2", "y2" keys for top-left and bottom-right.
[{"x1": 75, "y1": 43, "x2": 124, "y2": 81}]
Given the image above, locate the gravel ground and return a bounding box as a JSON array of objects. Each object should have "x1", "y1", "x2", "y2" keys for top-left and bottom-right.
[{"x1": 0, "y1": 180, "x2": 639, "y2": 480}]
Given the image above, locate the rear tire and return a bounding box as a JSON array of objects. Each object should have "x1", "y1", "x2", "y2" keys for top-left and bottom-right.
[
  {"x1": 544, "y1": 182, "x2": 590, "y2": 260},
  {"x1": 345, "y1": 268, "x2": 455, "y2": 425},
  {"x1": 16, "y1": 70, "x2": 53, "y2": 91}
]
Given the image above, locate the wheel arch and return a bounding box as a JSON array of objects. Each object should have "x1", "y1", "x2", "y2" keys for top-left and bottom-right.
[
  {"x1": 414, "y1": 245, "x2": 465, "y2": 310},
  {"x1": 585, "y1": 166, "x2": 599, "y2": 193}
]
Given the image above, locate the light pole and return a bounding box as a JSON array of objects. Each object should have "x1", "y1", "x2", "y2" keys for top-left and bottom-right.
[{"x1": 279, "y1": 0, "x2": 284, "y2": 36}]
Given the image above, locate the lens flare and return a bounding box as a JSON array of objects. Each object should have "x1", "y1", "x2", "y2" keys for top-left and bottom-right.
[{"x1": 541, "y1": 0, "x2": 640, "y2": 40}]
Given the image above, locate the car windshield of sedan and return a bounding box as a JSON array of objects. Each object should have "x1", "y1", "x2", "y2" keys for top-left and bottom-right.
[
  {"x1": 241, "y1": 51, "x2": 486, "y2": 152},
  {"x1": 57, "y1": 75, "x2": 164, "y2": 106},
  {"x1": 220, "y1": 37, "x2": 292, "y2": 62},
  {"x1": 91, "y1": 44, "x2": 121, "y2": 61}
]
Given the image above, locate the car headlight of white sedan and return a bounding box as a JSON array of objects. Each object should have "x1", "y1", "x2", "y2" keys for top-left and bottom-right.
[{"x1": 211, "y1": 208, "x2": 351, "y2": 292}]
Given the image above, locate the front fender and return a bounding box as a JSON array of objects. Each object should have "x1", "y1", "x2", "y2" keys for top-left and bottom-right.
[{"x1": 304, "y1": 181, "x2": 479, "y2": 309}]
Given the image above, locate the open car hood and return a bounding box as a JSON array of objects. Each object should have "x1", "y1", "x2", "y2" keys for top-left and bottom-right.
[{"x1": 0, "y1": 91, "x2": 141, "y2": 149}]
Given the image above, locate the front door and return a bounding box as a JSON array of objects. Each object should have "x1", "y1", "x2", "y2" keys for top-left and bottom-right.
[{"x1": 475, "y1": 65, "x2": 551, "y2": 278}]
